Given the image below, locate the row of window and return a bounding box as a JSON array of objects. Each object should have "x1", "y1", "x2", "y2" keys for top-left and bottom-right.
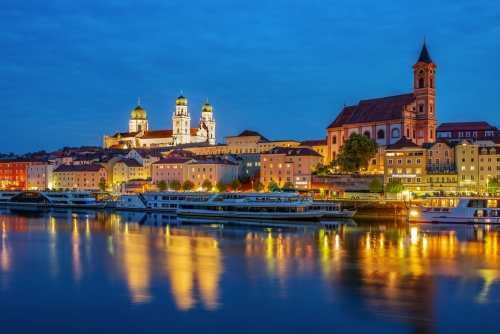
[{"x1": 387, "y1": 159, "x2": 423, "y2": 165}]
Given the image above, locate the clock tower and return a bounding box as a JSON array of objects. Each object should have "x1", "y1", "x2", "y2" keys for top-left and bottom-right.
[{"x1": 412, "y1": 40, "x2": 438, "y2": 141}]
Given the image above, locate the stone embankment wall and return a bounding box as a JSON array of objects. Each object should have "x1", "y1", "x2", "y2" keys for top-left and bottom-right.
[
  {"x1": 336, "y1": 199, "x2": 408, "y2": 216},
  {"x1": 312, "y1": 175, "x2": 383, "y2": 190}
]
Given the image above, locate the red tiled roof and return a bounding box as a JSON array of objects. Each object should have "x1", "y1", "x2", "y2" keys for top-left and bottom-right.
[
  {"x1": 227, "y1": 130, "x2": 269, "y2": 142},
  {"x1": 327, "y1": 94, "x2": 415, "y2": 128},
  {"x1": 54, "y1": 164, "x2": 106, "y2": 172},
  {"x1": 299, "y1": 139, "x2": 327, "y2": 146},
  {"x1": 386, "y1": 137, "x2": 421, "y2": 150},
  {"x1": 153, "y1": 157, "x2": 194, "y2": 164},
  {"x1": 112, "y1": 131, "x2": 140, "y2": 138},
  {"x1": 115, "y1": 158, "x2": 142, "y2": 167},
  {"x1": 190, "y1": 128, "x2": 198, "y2": 136},
  {"x1": 436, "y1": 122, "x2": 494, "y2": 132},
  {"x1": 261, "y1": 147, "x2": 323, "y2": 157},
  {"x1": 141, "y1": 130, "x2": 173, "y2": 139}
]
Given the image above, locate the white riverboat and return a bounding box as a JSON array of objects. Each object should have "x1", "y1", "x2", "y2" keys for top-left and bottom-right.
[
  {"x1": 116, "y1": 192, "x2": 213, "y2": 212},
  {"x1": 0, "y1": 191, "x2": 106, "y2": 209},
  {"x1": 176, "y1": 192, "x2": 324, "y2": 220},
  {"x1": 310, "y1": 202, "x2": 357, "y2": 218},
  {"x1": 407, "y1": 197, "x2": 500, "y2": 224}
]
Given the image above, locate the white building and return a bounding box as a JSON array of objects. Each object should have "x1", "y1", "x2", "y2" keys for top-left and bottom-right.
[
  {"x1": 104, "y1": 93, "x2": 217, "y2": 149},
  {"x1": 26, "y1": 164, "x2": 54, "y2": 190}
]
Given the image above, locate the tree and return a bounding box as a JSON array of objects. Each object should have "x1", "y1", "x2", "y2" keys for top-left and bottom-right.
[
  {"x1": 216, "y1": 181, "x2": 227, "y2": 192},
  {"x1": 487, "y1": 177, "x2": 500, "y2": 194},
  {"x1": 368, "y1": 178, "x2": 383, "y2": 193},
  {"x1": 283, "y1": 181, "x2": 294, "y2": 188},
  {"x1": 314, "y1": 163, "x2": 329, "y2": 176},
  {"x1": 385, "y1": 179, "x2": 404, "y2": 197},
  {"x1": 170, "y1": 180, "x2": 182, "y2": 191},
  {"x1": 253, "y1": 180, "x2": 265, "y2": 192},
  {"x1": 267, "y1": 180, "x2": 278, "y2": 192},
  {"x1": 156, "y1": 180, "x2": 168, "y2": 191},
  {"x1": 335, "y1": 133, "x2": 378, "y2": 174},
  {"x1": 182, "y1": 180, "x2": 195, "y2": 192},
  {"x1": 230, "y1": 179, "x2": 241, "y2": 192},
  {"x1": 239, "y1": 176, "x2": 250, "y2": 184},
  {"x1": 202, "y1": 179, "x2": 213, "y2": 192},
  {"x1": 98, "y1": 177, "x2": 107, "y2": 192}
]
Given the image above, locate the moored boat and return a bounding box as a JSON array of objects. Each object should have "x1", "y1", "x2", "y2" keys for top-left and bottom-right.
[
  {"x1": 176, "y1": 192, "x2": 324, "y2": 220},
  {"x1": 407, "y1": 196, "x2": 500, "y2": 224},
  {"x1": 116, "y1": 192, "x2": 212, "y2": 212},
  {"x1": 0, "y1": 190, "x2": 106, "y2": 209}
]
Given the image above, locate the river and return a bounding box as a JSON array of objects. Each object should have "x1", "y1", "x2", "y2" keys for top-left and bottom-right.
[{"x1": 0, "y1": 208, "x2": 499, "y2": 333}]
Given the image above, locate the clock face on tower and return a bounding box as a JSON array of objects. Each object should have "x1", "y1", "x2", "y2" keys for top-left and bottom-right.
[{"x1": 418, "y1": 68, "x2": 425, "y2": 76}]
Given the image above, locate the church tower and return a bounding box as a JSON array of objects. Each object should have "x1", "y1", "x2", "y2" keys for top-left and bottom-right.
[
  {"x1": 201, "y1": 98, "x2": 216, "y2": 145},
  {"x1": 129, "y1": 99, "x2": 148, "y2": 133},
  {"x1": 412, "y1": 40, "x2": 438, "y2": 142},
  {"x1": 172, "y1": 91, "x2": 191, "y2": 144}
]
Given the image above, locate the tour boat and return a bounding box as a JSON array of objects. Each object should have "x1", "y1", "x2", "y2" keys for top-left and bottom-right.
[
  {"x1": 310, "y1": 202, "x2": 357, "y2": 218},
  {"x1": 176, "y1": 192, "x2": 324, "y2": 220},
  {"x1": 0, "y1": 191, "x2": 106, "y2": 209},
  {"x1": 407, "y1": 196, "x2": 500, "y2": 224},
  {"x1": 116, "y1": 192, "x2": 212, "y2": 212}
]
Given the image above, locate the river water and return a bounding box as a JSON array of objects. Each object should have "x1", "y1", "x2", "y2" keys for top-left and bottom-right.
[{"x1": 0, "y1": 208, "x2": 499, "y2": 334}]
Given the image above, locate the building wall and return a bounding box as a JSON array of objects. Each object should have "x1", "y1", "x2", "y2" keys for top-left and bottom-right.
[
  {"x1": 26, "y1": 165, "x2": 54, "y2": 190},
  {"x1": 384, "y1": 148, "x2": 427, "y2": 192},
  {"x1": 456, "y1": 142, "x2": 479, "y2": 193},
  {"x1": 151, "y1": 161, "x2": 191, "y2": 185}
]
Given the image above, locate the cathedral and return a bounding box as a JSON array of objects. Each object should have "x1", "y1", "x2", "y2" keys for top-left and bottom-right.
[
  {"x1": 326, "y1": 41, "x2": 438, "y2": 168},
  {"x1": 104, "y1": 92, "x2": 216, "y2": 149}
]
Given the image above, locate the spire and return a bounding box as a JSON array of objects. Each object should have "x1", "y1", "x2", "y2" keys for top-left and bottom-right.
[
  {"x1": 180, "y1": 89, "x2": 183, "y2": 96},
  {"x1": 138, "y1": 98, "x2": 140, "y2": 106},
  {"x1": 417, "y1": 39, "x2": 433, "y2": 64},
  {"x1": 206, "y1": 97, "x2": 209, "y2": 103}
]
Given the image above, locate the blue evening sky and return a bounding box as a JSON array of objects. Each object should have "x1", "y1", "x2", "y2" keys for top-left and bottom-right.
[{"x1": 1, "y1": 0, "x2": 499, "y2": 154}]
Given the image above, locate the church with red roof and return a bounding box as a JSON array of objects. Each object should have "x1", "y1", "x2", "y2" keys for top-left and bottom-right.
[{"x1": 326, "y1": 42, "x2": 438, "y2": 170}]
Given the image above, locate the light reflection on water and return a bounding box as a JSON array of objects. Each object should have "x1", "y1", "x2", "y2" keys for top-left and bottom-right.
[{"x1": 0, "y1": 208, "x2": 499, "y2": 333}]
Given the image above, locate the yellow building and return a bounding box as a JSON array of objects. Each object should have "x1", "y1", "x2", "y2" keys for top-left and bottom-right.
[
  {"x1": 456, "y1": 140, "x2": 479, "y2": 194},
  {"x1": 260, "y1": 147, "x2": 324, "y2": 189},
  {"x1": 53, "y1": 164, "x2": 108, "y2": 190},
  {"x1": 113, "y1": 158, "x2": 148, "y2": 186},
  {"x1": 384, "y1": 137, "x2": 426, "y2": 195}
]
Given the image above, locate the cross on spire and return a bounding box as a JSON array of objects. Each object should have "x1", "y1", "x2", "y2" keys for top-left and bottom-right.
[
  {"x1": 138, "y1": 98, "x2": 140, "y2": 106},
  {"x1": 423, "y1": 35, "x2": 426, "y2": 44}
]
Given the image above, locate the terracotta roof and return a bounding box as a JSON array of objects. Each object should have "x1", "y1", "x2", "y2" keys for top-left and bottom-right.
[
  {"x1": 436, "y1": 122, "x2": 495, "y2": 132},
  {"x1": 299, "y1": 139, "x2": 327, "y2": 146},
  {"x1": 108, "y1": 144, "x2": 127, "y2": 149},
  {"x1": 190, "y1": 158, "x2": 238, "y2": 165},
  {"x1": 262, "y1": 147, "x2": 323, "y2": 157},
  {"x1": 386, "y1": 136, "x2": 421, "y2": 150},
  {"x1": 327, "y1": 94, "x2": 415, "y2": 128},
  {"x1": 112, "y1": 131, "x2": 140, "y2": 138},
  {"x1": 190, "y1": 128, "x2": 198, "y2": 136},
  {"x1": 54, "y1": 164, "x2": 106, "y2": 172},
  {"x1": 141, "y1": 130, "x2": 173, "y2": 139},
  {"x1": 116, "y1": 158, "x2": 142, "y2": 167}
]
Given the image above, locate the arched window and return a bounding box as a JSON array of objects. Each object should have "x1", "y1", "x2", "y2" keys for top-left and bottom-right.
[
  {"x1": 332, "y1": 136, "x2": 337, "y2": 144},
  {"x1": 138, "y1": 124, "x2": 142, "y2": 131},
  {"x1": 430, "y1": 79, "x2": 433, "y2": 88},
  {"x1": 332, "y1": 151, "x2": 336, "y2": 160},
  {"x1": 377, "y1": 129, "x2": 385, "y2": 139},
  {"x1": 364, "y1": 131, "x2": 370, "y2": 138},
  {"x1": 391, "y1": 128, "x2": 400, "y2": 138},
  {"x1": 419, "y1": 78, "x2": 424, "y2": 88}
]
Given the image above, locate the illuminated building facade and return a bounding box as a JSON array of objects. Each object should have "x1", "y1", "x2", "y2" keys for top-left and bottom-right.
[
  {"x1": 26, "y1": 164, "x2": 54, "y2": 190},
  {"x1": 260, "y1": 147, "x2": 324, "y2": 189},
  {"x1": 53, "y1": 164, "x2": 108, "y2": 190},
  {"x1": 187, "y1": 159, "x2": 239, "y2": 188},
  {"x1": 104, "y1": 93, "x2": 217, "y2": 149},
  {"x1": 327, "y1": 42, "x2": 438, "y2": 171},
  {"x1": 0, "y1": 159, "x2": 44, "y2": 190}
]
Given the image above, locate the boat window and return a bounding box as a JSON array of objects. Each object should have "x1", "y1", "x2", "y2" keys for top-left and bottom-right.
[
  {"x1": 468, "y1": 200, "x2": 486, "y2": 208},
  {"x1": 473, "y1": 210, "x2": 485, "y2": 217}
]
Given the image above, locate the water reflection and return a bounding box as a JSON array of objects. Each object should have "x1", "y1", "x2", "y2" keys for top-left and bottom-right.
[{"x1": 0, "y1": 208, "x2": 499, "y2": 332}]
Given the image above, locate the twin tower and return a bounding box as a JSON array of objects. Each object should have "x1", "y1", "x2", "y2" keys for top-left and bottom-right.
[{"x1": 128, "y1": 92, "x2": 216, "y2": 146}]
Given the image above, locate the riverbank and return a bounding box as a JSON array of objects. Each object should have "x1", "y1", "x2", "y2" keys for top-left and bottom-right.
[{"x1": 334, "y1": 199, "x2": 408, "y2": 216}]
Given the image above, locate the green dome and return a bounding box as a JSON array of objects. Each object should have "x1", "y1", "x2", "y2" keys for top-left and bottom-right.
[
  {"x1": 131, "y1": 105, "x2": 146, "y2": 120},
  {"x1": 202, "y1": 102, "x2": 213, "y2": 112},
  {"x1": 176, "y1": 94, "x2": 188, "y2": 106}
]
